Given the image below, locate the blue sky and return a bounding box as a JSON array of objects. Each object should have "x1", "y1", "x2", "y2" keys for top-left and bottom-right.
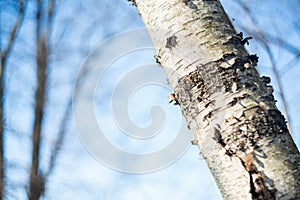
[{"x1": 1, "y1": 0, "x2": 299, "y2": 199}]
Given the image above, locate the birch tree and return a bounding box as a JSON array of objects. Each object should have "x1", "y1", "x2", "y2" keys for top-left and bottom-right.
[{"x1": 132, "y1": 0, "x2": 300, "y2": 199}]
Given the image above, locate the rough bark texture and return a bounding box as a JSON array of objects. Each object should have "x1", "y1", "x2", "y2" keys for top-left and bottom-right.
[{"x1": 135, "y1": 0, "x2": 300, "y2": 199}]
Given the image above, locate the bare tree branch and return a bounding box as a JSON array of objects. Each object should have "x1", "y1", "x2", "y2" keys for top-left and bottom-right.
[
  {"x1": 38, "y1": 0, "x2": 71, "y2": 194},
  {"x1": 279, "y1": 54, "x2": 300, "y2": 76},
  {"x1": 44, "y1": 0, "x2": 115, "y2": 186},
  {"x1": 1, "y1": 0, "x2": 27, "y2": 69},
  {"x1": 0, "y1": 1, "x2": 28, "y2": 199},
  {"x1": 28, "y1": 0, "x2": 47, "y2": 199},
  {"x1": 27, "y1": 1, "x2": 73, "y2": 199},
  {"x1": 44, "y1": 48, "x2": 89, "y2": 190},
  {"x1": 44, "y1": 97, "x2": 71, "y2": 181}
]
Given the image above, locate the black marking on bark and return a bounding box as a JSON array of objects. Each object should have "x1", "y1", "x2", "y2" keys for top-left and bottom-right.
[
  {"x1": 203, "y1": 108, "x2": 220, "y2": 121},
  {"x1": 248, "y1": 54, "x2": 259, "y2": 66},
  {"x1": 236, "y1": 32, "x2": 253, "y2": 45},
  {"x1": 175, "y1": 56, "x2": 257, "y2": 115},
  {"x1": 222, "y1": 52, "x2": 236, "y2": 60},
  {"x1": 197, "y1": 92, "x2": 206, "y2": 103},
  {"x1": 203, "y1": 16, "x2": 214, "y2": 21},
  {"x1": 174, "y1": 65, "x2": 208, "y2": 115},
  {"x1": 154, "y1": 49, "x2": 162, "y2": 66},
  {"x1": 223, "y1": 32, "x2": 253, "y2": 46},
  {"x1": 154, "y1": 54, "x2": 161, "y2": 66},
  {"x1": 183, "y1": 0, "x2": 198, "y2": 10},
  {"x1": 204, "y1": 99, "x2": 215, "y2": 108},
  {"x1": 217, "y1": 54, "x2": 261, "y2": 93},
  {"x1": 212, "y1": 125, "x2": 235, "y2": 156},
  {"x1": 218, "y1": 102, "x2": 289, "y2": 156},
  {"x1": 179, "y1": 69, "x2": 205, "y2": 91},
  {"x1": 267, "y1": 109, "x2": 289, "y2": 133},
  {"x1": 236, "y1": 32, "x2": 243, "y2": 39},
  {"x1": 266, "y1": 85, "x2": 274, "y2": 94},
  {"x1": 166, "y1": 35, "x2": 178, "y2": 50},
  {"x1": 223, "y1": 36, "x2": 241, "y2": 46},
  {"x1": 259, "y1": 94, "x2": 275, "y2": 104},
  {"x1": 261, "y1": 76, "x2": 271, "y2": 84},
  {"x1": 241, "y1": 37, "x2": 253, "y2": 45},
  {"x1": 227, "y1": 94, "x2": 250, "y2": 107},
  {"x1": 247, "y1": 107, "x2": 286, "y2": 137},
  {"x1": 218, "y1": 63, "x2": 242, "y2": 92},
  {"x1": 212, "y1": 124, "x2": 226, "y2": 147},
  {"x1": 128, "y1": 0, "x2": 137, "y2": 6},
  {"x1": 228, "y1": 98, "x2": 238, "y2": 107},
  {"x1": 218, "y1": 53, "x2": 258, "y2": 71},
  {"x1": 225, "y1": 116, "x2": 241, "y2": 123}
]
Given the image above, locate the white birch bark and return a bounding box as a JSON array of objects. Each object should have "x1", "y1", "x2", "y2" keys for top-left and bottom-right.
[{"x1": 134, "y1": 0, "x2": 300, "y2": 199}]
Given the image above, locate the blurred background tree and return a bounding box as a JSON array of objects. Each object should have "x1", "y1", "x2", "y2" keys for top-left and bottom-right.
[{"x1": 0, "y1": 0, "x2": 299, "y2": 199}]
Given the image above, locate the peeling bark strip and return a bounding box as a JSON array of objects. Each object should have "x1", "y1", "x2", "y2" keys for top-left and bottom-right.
[
  {"x1": 239, "y1": 153, "x2": 275, "y2": 200},
  {"x1": 135, "y1": 0, "x2": 300, "y2": 199},
  {"x1": 168, "y1": 93, "x2": 180, "y2": 105},
  {"x1": 173, "y1": 55, "x2": 299, "y2": 199},
  {"x1": 174, "y1": 54, "x2": 285, "y2": 155}
]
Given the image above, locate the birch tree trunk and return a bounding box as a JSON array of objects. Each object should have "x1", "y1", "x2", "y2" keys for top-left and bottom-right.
[{"x1": 134, "y1": 0, "x2": 300, "y2": 199}]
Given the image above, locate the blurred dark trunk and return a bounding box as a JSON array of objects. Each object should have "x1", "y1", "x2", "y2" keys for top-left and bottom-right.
[
  {"x1": 0, "y1": 1, "x2": 27, "y2": 198},
  {"x1": 29, "y1": 1, "x2": 47, "y2": 199}
]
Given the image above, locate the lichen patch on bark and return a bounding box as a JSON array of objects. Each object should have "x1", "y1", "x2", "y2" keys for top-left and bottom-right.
[
  {"x1": 173, "y1": 53, "x2": 294, "y2": 198},
  {"x1": 239, "y1": 153, "x2": 275, "y2": 200}
]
